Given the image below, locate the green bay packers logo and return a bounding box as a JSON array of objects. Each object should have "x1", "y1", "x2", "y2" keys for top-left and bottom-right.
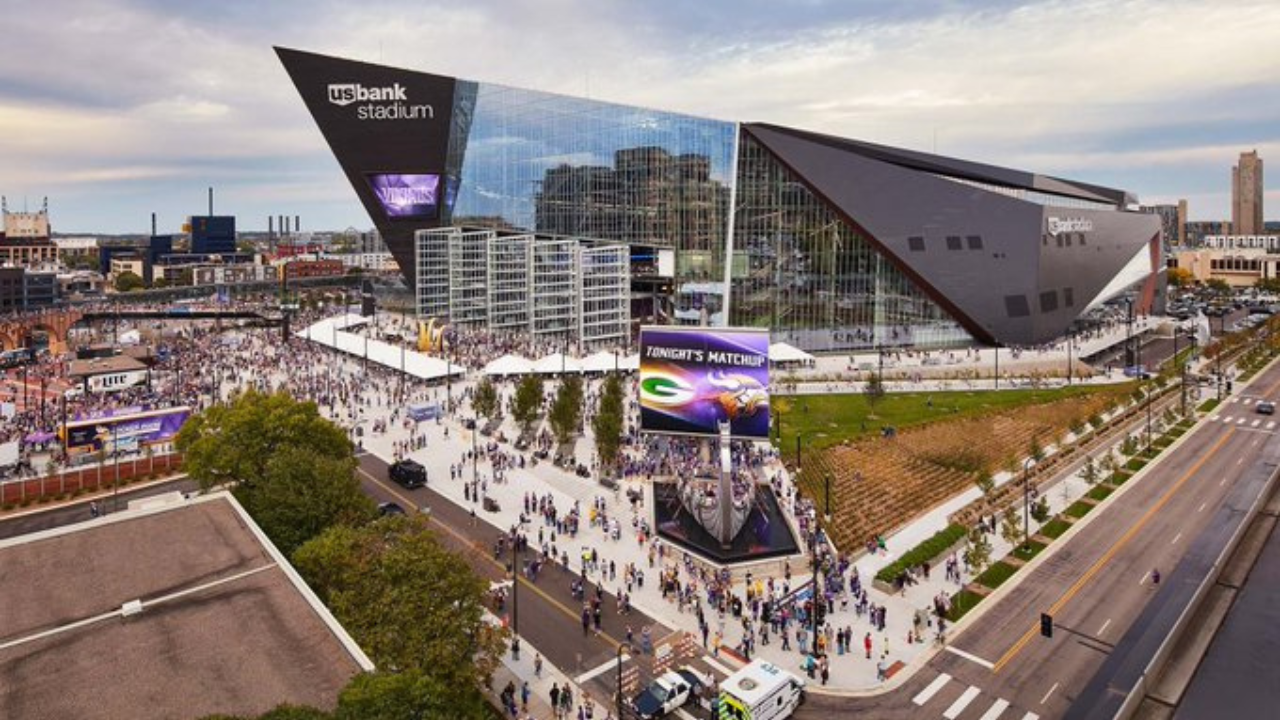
[{"x1": 640, "y1": 372, "x2": 696, "y2": 407}]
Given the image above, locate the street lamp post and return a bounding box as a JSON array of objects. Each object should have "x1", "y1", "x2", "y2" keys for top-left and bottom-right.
[
  {"x1": 1146, "y1": 381, "x2": 1153, "y2": 453},
  {"x1": 1066, "y1": 331, "x2": 1073, "y2": 386},
  {"x1": 809, "y1": 528, "x2": 822, "y2": 654},
  {"x1": 824, "y1": 472, "x2": 832, "y2": 523},
  {"x1": 510, "y1": 531, "x2": 520, "y2": 659},
  {"x1": 1023, "y1": 457, "x2": 1036, "y2": 550},
  {"x1": 994, "y1": 346, "x2": 999, "y2": 390},
  {"x1": 616, "y1": 641, "x2": 632, "y2": 720}
]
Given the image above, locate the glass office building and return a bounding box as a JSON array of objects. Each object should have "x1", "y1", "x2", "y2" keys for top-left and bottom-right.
[{"x1": 280, "y1": 47, "x2": 1164, "y2": 349}]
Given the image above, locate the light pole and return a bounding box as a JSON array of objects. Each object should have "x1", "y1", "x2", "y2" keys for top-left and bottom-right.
[
  {"x1": 1023, "y1": 457, "x2": 1036, "y2": 550},
  {"x1": 1066, "y1": 331, "x2": 1073, "y2": 386},
  {"x1": 809, "y1": 526, "x2": 822, "y2": 654},
  {"x1": 1146, "y1": 380, "x2": 1153, "y2": 454},
  {"x1": 616, "y1": 641, "x2": 632, "y2": 720},
  {"x1": 510, "y1": 529, "x2": 520, "y2": 659},
  {"x1": 824, "y1": 472, "x2": 832, "y2": 524},
  {"x1": 994, "y1": 345, "x2": 999, "y2": 390}
]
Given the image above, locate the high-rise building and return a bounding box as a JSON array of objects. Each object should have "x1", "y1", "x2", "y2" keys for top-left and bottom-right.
[
  {"x1": 1140, "y1": 204, "x2": 1182, "y2": 251},
  {"x1": 1232, "y1": 150, "x2": 1264, "y2": 235},
  {"x1": 1177, "y1": 200, "x2": 1188, "y2": 246}
]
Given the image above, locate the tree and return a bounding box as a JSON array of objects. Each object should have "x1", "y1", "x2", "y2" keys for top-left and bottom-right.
[
  {"x1": 176, "y1": 389, "x2": 374, "y2": 556},
  {"x1": 292, "y1": 516, "x2": 505, "y2": 711},
  {"x1": 511, "y1": 374, "x2": 544, "y2": 438},
  {"x1": 1028, "y1": 434, "x2": 1045, "y2": 463},
  {"x1": 177, "y1": 268, "x2": 194, "y2": 287},
  {"x1": 1031, "y1": 496, "x2": 1051, "y2": 523},
  {"x1": 974, "y1": 471, "x2": 996, "y2": 511},
  {"x1": 864, "y1": 372, "x2": 886, "y2": 409},
  {"x1": 963, "y1": 526, "x2": 992, "y2": 576},
  {"x1": 1168, "y1": 266, "x2": 1194, "y2": 288},
  {"x1": 1080, "y1": 454, "x2": 1100, "y2": 486},
  {"x1": 1255, "y1": 277, "x2": 1280, "y2": 294},
  {"x1": 549, "y1": 375, "x2": 584, "y2": 445},
  {"x1": 114, "y1": 271, "x2": 145, "y2": 292},
  {"x1": 472, "y1": 377, "x2": 499, "y2": 422},
  {"x1": 1206, "y1": 278, "x2": 1232, "y2": 296},
  {"x1": 334, "y1": 669, "x2": 489, "y2": 720},
  {"x1": 1000, "y1": 505, "x2": 1026, "y2": 549},
  {"x1": 593, "y1": 373, "x2": 626, "y2": 474},
  {"x1": 151, "y1": 276, "x2": 170, "y2": 289}
]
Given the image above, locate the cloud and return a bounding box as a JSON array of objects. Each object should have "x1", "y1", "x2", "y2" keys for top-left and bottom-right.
[{"x1": 2, "y1": 0, "x2": 1278, "y2": 231}]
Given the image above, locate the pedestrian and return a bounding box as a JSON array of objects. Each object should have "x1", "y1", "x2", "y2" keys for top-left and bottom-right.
[
  {"x1": 865, "y1": 631, "x2": 872, "y2": 659},
  {"x1": 534, "y1": 653, "x2": 543, "y2": 678},
  {"x1": 521, "y1": 680, "x2": 530, "y2": 711},
  {"x1": 550, "y1": 683, "x2": 560, "y2": 713},
  {"x1": 1151, "y1": 568, "x2": 1161, "y2": 585}
]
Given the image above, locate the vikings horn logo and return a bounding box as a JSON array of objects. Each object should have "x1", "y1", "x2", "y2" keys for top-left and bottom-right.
[{"x1": 707, "y1": 371, "x2": 768, "y2": 420}]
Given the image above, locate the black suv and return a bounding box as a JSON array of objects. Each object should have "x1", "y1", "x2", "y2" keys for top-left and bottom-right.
[{"x1": 389, "y1": 459, "x2": 428, "y2": 489}]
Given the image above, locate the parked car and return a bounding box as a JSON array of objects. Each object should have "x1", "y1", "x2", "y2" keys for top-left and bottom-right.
[
  {"x1": 378, "y1": 502, "x2": 406, "y2": 516},
  {"x1": 389, "y1": 459, "x2": 428, "y2": 489},
  {"x1": 632, "y1": 667, "x2": 711, "y2": 719}
]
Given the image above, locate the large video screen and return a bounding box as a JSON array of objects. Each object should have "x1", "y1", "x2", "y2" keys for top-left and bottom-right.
[
  {"x1": 365, "y1": 173, "x2": 441, "y2": 220},
  {"x1": 639, "y1": 327, "x2": 770, "y2": 439}
]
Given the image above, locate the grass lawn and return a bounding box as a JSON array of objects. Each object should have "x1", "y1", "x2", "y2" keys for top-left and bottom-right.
[
  {"x1": 1200, "y1": 399, "x2": 1221, "y2": 412},
  {"x1": 1125, "y1": 458, "x2": 1148, "y2": 472},
  {"x1": 1039, "y1": 518, "x2": 1071, "y2": 539},
  {"x1": 946, "y1": 588, "x2": 985, "y2": 622},
  {"x1": 1110, "y1": 470, "x2": 1133, "y2": 486},
  {"x1": 1086, "y1": 485, "x2": 1113, "y2": 502},
  {"x1": 1065, "y1": 500, "x2": 1093, "y2": 519},
  {"x1": 1010, "y1": 540, "x2": 1047, "y2": 562},
  {"x1": 774, "y1": 384, "x2": 1129, "y2": 454},
  {"x1": 975, "y1": 561, "x2": 1018, "y2": 589}
]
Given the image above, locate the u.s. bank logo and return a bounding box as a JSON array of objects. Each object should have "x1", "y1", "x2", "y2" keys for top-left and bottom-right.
[{"x1": 328, "y1": 83, "x2": 358, "y2": 106}]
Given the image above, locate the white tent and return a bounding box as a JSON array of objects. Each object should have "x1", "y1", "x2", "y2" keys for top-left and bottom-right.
[
  {"x1": 769, "y1": 341, "x2": 815, "y2": 364},
  {"x1": 532, "y1": 352, "x2": 582, "y2": 374},
  {"x1": 484, "y1": 354, "x2": 534, "y2": 376},
  {"x1": 297, "y1": 315, "x2": 464, "y2": 381},
  {"x1": 579, "y1": 351, "x2": 627, "y2": 373}
]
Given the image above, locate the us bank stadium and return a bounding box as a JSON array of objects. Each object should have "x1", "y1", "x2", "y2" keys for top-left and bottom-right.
[{"x1": 278, "y1": 47, "x2": 1164, "y2": 352}]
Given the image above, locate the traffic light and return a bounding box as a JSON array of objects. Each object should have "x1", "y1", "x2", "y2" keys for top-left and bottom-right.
[{"x1": 1040, "y1": 613, "x2": 1053, "y2": 638}]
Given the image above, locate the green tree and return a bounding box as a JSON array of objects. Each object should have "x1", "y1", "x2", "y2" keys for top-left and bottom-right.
[
  {"x1": 1080, "y1": 454, "x2": 1100, "y2": 486},
  {"x1": 292, "y1": 516, "x2": 505, "y2": 708},
  {"x1": 963, "y1": 525, "x2": 993, "y2": 576},
  {"x1": 864, "y1": 372, "x2": 886, "y2": 409},
  {"x1": 1206, "y1": 278, "x2": 1231, "y2": 296},
  {"x1": 549, "y1": 375, "x2": 584, "y2": 445},
  {"x1": 472, "y1": 376, "x2": 499, "y2": 422},
  {"x1": 114, "y1": 271, "x2": 145, "y2": 292},
  {"x1": 334, "y1": 669, "x2": 488, "y2": 720},
  {"x1": 593, "y1": 374, "x2": 626, "y2": 474},
  {"x1": 1000, "y1": 505, "x2": 1026, "y2": 549},
  {"x1": 974, "y1": 470, "x2": 995, "y2": 512},
  {"x1": 1031, "y1": 496, "x2": 1051, "y2": 523},
  {"x1": 1028, "y1": 434, "x2": 1046, "y2": 463},
  {"x1": 512, "y1": 374, "x2": 544, "y2": 438},
  {"x1": 176, "y1": 389, "x2": 374, "y2": 555}
]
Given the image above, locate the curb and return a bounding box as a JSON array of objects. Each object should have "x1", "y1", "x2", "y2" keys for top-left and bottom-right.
[{"x1": 0, "y1": 473, "x2": 190, "y2": 520}]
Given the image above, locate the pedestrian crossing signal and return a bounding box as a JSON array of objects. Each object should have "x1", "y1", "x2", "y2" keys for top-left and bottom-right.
[{"x1": 1040, "y1": 613, "x2": 1053, "y2": 638}]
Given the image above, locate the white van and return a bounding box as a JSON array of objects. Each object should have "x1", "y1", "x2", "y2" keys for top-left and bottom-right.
[{"x1": 717, "y1": 659, "x2": 805, "y2": 720}]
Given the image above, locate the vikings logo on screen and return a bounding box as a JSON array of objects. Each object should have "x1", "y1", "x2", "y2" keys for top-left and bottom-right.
[{"x1": 365, "y1": 173, "x2": 440, "y2": 219}]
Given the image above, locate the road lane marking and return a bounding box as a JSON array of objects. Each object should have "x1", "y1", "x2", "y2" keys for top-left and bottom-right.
[
  {"x1": 993, "y1": 430, "x2": 1236, "y2": 673},
  {"x1": 1198, "y1": 502, "x2": 1207, "y2": 512},
  {"x1": 1022, "y1": 713, "x2": 1041, "y2": 720},
  {"x1": 1252, "y1": 419, "x2": 1262, "y2": 427},
  {"x1": 1209, "y1": 415, "x2": 1220, "y2": 422},
  {"x1": 913, "y1": 673, "x2": 951, "y2": 705},
  {"x1": 979, "y1": 698, "x2": 1010, "y2": 720},
  {"x1": 1268, "y1": 421, "x2": 1276, "y2": 430},
  {"x1": 701, "y1": 655, "x2": 733, "y2": 676},
  {"x1": 1221, "y1": 475, "x2": 1229, "y2": 486},
  {"x1": 945, "y1": 645, "x2": 996, "y2": 669},
  {"x1": 1040, "y1": 682, "x2": 1059, "y2": 705},
  {"x1": 1171, "y1": 532, "x2": 1183, "y2": 545},
  {"x1": 1237, "y1": 417, "x2": 1247, "y2": 425},
  {"x1": 1098, "y1": 618, "x2": 1112, "y2": 636},
  {"x1": 944, "y1": 686, "x2": 981, "y2": 719},
  {"x1": 355, "y1": 466, "x2": 624, "y2": 649},
  {"x1": 1238, "y1": 457, "x2": 1246, "y2": 465},
  {"x1": 674, "y1": 709, "x2": 698, "y2": 720},
  {"x1": 576, "y1": 655, "x2": 628, "y2": 684}
]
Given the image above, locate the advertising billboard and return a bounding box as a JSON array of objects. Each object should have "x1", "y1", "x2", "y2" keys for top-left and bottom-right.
[
  {"x1": 365, "y1": 173, "x2": 441, "y2": 220},
  {"x1": 62, "y1": 407, "x2": 191, "y2": 457},
  {"x1": 639, "y1": 327, "x2": 770, "y2": 438}
]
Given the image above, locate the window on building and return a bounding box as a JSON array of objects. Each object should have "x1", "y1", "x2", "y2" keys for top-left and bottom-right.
[
  {"x1": 966, "y1": 235, "x2": 983, "y2": 250},
  {"x1": 946, "y1": 236, "x2": 962, "y2": 251},
  {"x1": 1004, "y1": 295, "x2": 1031, "y2": 318},
  {"x1": 907, "y1": 236, "x2": 926, "y2": 252},
  {"x1": 1039, "y1": 290, "x2": 1059, "y2": 313}
]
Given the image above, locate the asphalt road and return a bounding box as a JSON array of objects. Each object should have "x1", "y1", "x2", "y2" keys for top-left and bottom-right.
[{"x1": 798, "y1": 355, "x2": 1280, "y2": 719}]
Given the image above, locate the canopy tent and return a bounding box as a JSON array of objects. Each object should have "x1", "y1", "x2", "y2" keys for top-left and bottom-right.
[
  {"x1": 768, "y1": 341, "x2": 815, "y2": 364},
  {"x1": 532, "y1": 352, "x2": 582, "y2": 374},
  {"x1": 578, "y1": 351, "x2": 640, "y2": 373},
  {"x1": 298, "y1": 316, "x2": 463, "y2": 381},
  {"x1": 483, "y1": 354, "x2": 534, "y2": 377}
]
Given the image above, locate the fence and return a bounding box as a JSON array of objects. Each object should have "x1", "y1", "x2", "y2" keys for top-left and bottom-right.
[{"x1": 0, "y1": 454, "x2": 184, "y2": 506}]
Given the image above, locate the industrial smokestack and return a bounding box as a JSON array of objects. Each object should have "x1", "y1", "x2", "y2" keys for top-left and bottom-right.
[
  {"x1": 285, "y1": 216, "x2": 291, "y2": 234},
  {"x1": 295, "y1": 215, "x2": 300, "y2": 233},
  {"x1": 208, "y1": 187, "x2": 213, "y2": 216},
  {"x1": 268, "y1": 215, "x2": 274, "y2": 240},
  {"x1": 151, "y1": 212, "x2": 156, "y2": 237}
]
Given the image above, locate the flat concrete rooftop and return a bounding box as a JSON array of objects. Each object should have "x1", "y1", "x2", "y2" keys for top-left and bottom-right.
[{"x1": 0, "y1": 496, "x2": 369, "y2": 720}]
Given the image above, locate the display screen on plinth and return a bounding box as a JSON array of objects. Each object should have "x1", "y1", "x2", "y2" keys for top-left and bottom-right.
[{"x1": 638, "y1": 327, "x2": 770, "y2": 439}]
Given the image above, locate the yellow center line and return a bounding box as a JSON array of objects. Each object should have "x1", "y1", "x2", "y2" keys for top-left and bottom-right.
[
  {"x1": 991, "y1": 429, "x2": 1236, "y2": 673},
  {"x1": 356, "y1": 466, "x2": 622, "y2": 650}
]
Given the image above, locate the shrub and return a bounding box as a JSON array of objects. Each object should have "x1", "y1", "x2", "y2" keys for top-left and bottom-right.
[
  {"x1": 1031, "y1": 497, "x2": 1051, "y2": 523},
  {"x1": 0, "y1": 502, "x2": 13, "y2": 512},
  {"x1": 975, "y1": 561, "x2": 1018, "y2": 589},
  {"x1": 1011, "y1": 541, "x2": 1046, "y2": 562},
  {"x1": 875, "y1": 523, "x2": 967, "y2": 584}
]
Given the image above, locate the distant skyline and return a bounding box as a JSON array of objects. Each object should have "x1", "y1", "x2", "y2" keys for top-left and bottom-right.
[{"x1": 3, "y1": 0, "x2": 1279, "y2": 234}]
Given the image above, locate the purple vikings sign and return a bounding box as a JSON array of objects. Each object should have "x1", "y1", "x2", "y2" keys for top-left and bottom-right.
[
  {"x1": 365, "y1": 173, "x2": 440, "y2": 219},
  {"x1": 639, "y1": 327, "x2": 770, "y2": 439}
]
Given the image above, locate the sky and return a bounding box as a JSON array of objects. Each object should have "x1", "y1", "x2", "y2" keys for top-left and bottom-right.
[{"x1": 3, "y1": 0, "x2": 1279, "y2": 234}]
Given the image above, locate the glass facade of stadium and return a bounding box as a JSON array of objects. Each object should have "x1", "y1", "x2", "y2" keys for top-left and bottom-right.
[
  {"x1": 439, "y1": 81, "x2": 971, "y2": 351},
  {"x1": 278, "y1": 47, "x2": 1164, "y2": 351}
]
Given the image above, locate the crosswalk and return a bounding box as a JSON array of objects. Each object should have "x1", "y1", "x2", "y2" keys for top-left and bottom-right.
[
  {"x1": 912, "y1": 672, "x2": 1039, "y2": 720},
  {"x1": 1206, "y1": 413, "x2": 1276, "y2": 430}
]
